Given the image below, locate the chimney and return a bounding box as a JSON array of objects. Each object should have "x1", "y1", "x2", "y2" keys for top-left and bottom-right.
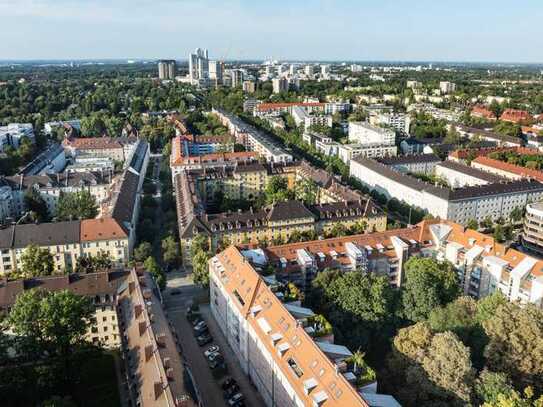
[
  {"x1": 139, "y1": 321, "x2": 147, "y2": 336},
  {"x1": 156, "y1": 333, "x2": 167, "y2": 348},
  {"x1": 145, "y1": 344, "x2": 154, "y2": 361},
  {"x1": 134, "y1": 304, "x2": 143, "y2": 318}
]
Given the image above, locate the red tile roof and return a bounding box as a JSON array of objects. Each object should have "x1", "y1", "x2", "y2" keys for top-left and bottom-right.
[
  {"x1": 472, "y1": 155, "x2": 543, "y2": 182},
  {"x1": 212, "y1": 246, "x2": 370, "y2": 407},
  {"x1": 471, "y1": 105, "x2": 496, "y2": 120},
  {"x1": 500, "y1": 108, "x2": 532, "y2": 124},
  {"x1": 80, "y1": 217, "x2": 128, "y2": 241}
]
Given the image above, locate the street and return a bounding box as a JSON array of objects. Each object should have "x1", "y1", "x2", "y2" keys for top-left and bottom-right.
[{"x1": 163, "y1": 271, "x2": 266, "y2": 407}]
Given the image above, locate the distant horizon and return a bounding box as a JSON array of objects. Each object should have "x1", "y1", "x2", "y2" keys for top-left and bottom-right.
[{"x1": 1, "y1": 58, "x2": 543, "y2": 66}]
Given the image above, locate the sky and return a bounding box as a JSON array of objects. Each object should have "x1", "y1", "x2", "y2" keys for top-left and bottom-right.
[{"x1": 1, "y1": 0, "x2": 542, "y2": 62}]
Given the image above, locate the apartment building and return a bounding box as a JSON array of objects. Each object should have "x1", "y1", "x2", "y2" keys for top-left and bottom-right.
[
  {"x1": 337, "y1": 143, "x2": 397, "y2": 164},
  {"x1": 0, "y1": 172, "x2": 112, "y2": 221},
  {"x1": 19, "y1": 143, "x2": 67, "y2": 176},
  {"x1": 259, "y1": 219, "x2": 543, "y2": 306},
  {"x1": 454, "y1": 124, "x2": 523, "y2": 147},
  {"x1": 253, "y1": 102, "x2": 325, "y2": 118},
  {"x1": 350, "y1": 156, "x2": 543, "y2": 224},
  {"x1": 471, "y1": 155, "x2": 543, "y2": 183},
  {"x1": 348, "y1": 122, "x2": 395, "y2": 146},
  {"x1": 0, "y1": 268, "x2": 197, "y2": 406},
  {"x1": 523, "y1": 202, "x2": 543, "y2": 255},
  {"x1": 302, "y1": 132, "x2": 340, "y2": 156},
  {"x1": 291, "y1": 105, "x2": 333, "y2": 131},
  {"x1": 158, "y1": 60, "x2": 176, "y2": 80},
  {"x1": 272, "y1": 77, "x2": 289, "y2": 93},
  {"x1": 470, "y1": 105, "x2": 497, "y2": 121},
  {"x1": 213, "y1": 107, "x2": 293, "y2": 164},
  {"x1": 377, "y1": 154, "x2": 441, "y2": 175},
  {"x1": 209, "y1": 246, "x2": 400, "y2": 407},
  {"x1": 439, "y1": 81, "x2": 456, "y2": 94},
  {"x1": 0, "y1": 123, "x2": 34, "y2": 152},
  {"x1": 369, "y1": 113, "x2": 411, "y2": 134},
  {"x1": 0, "y1": 217, "x2": 130, "y2": 275},
  {"x1": 435, "y1": 160, "x2": 505, "y2": 188},
  {"x1": 500, "y1": 108, "x2": 532, "y2": 124},
  {"x1": 180, "y1": 200, "x2": 385, "y2": 268},
  {"x1": 63, "y1": 136, "x2": 139, "y2": 161}
]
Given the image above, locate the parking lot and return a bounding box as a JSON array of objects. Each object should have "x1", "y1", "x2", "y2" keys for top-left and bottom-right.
[{"x1": 164, "y1": 272, "x2": 265, "y2": 407}]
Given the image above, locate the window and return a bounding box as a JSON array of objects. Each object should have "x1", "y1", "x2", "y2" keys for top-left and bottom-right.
[{"x1": 287, "y1": 358, "x2": 304, "y2": 378}]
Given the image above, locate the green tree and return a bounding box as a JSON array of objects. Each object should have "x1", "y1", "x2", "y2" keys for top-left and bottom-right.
[
  {"x1": 24, "y1": 188, "x2": 49, "y2": 222},
  {"x1": 483, "y1": 302, "x2": 543, "y2": 393},
  {"x1": 466, "y1": 219, "x2": 479, "y2": 230},
  {"x1": 483, "y1": 387, "x2": 543, "y2": 407},
  {"x1": 294, "y1": 178, "x2": 319, "y2": 205},
  {"x1": 144, "y1": 256, "x2": 166, "y2": 290},
  {"x1": 429, "y1": 296, "x2": 488, "y2": 368},
  {"x1": 422, "y1": 331, "x2": 475, "y2": 404},
  {"x1": 310, "y1": 269, "x2": 398, "y2": 360},
  {"x1": 192, "y1": 251, "x2": 211, "y2": 287},
  {"x1": 75, "y1": 251, "x2": 112, "y2": 274},
  {"x1": 56, "y1": 190, "x2": 98, "y2": 221},
  {"x1": 20, "y1": 244, "x2": 55, "y2": 278},
  {"x1": 133, "y1": 242, "x2": 153, "y2": 263},
  {"x1": 161, "y1": 235, "x2": 180, "y2": 267},
  {"x1": 8, "y1": 289, "x2": 93, "y2": 379},
  {"x1": 264, "y1": 176, "x2": 294, "y2": 204},
  {"x1": 476, "y1": 370, "x2": 514, "y2": 405},
  {"x1": 401, "y1": 257, "x2": 460, "y2": 322}
]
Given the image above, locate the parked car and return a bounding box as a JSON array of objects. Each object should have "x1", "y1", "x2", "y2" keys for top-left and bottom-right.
[
  {"x1": 191, "y1": 318, "x2": 204, "y2": 327},
  {"x1": 208, "y1": 354, "x2": 225, "y2": 370},
  {"x1": 224, "y1": 383, "x2": 240, "y2": 399},
  {"x1": 227, "y1": 393, "x2": 245, "y2": 406},
  {"x1": 221, "y1": 377, "x2": 237, "y2": 391},
  {"x1": 196, "y1": 333, "x2": 212, "y2": 346},
  {"x1": 204, "y1": 345, "x2": 220, "y2": 358}
]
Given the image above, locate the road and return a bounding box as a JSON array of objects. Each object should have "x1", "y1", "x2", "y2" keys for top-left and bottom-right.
[{"x1": 163, "y1": 271, "x2": 266, "y2": 407}]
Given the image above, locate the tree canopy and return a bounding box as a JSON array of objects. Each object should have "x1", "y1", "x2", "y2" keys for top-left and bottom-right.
[
  {"x1": 20, "y1": 244, "x2": 55, "y2": 278},
  {"x1": 401, "y1": 257, "x2": 460, "y2": 322},
  {"x1": 56, "y1": 190, "x2": 98, "y2": 221}
]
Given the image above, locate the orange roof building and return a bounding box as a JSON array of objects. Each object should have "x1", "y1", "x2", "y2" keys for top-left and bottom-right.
[
  {"x1": 210, "y1": 246, "x2": 398, "y2": 407},
  {"x1": 471, "y1": 155, "x2": 543, "y2": 183},
  {"x1": 471, "y1": 105, "x2": 497, "y2": 120},
  {"x1": 500, "y1": 108, "x2": 533, "y2": 124}
]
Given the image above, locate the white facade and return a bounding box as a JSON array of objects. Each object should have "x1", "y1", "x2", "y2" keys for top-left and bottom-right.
[
  {"x1": 272, "y1": 77, "x2": 289, "y2": 93},
  {"x1": 370, "y1": 113, "x2": 411, "y2": 134},
  {"x1": 291, "y1": 106, "x2": 333, "y2": 131},
  {"x1": 348, "y1": 122, "x2": 395, "y2": 146},
  {"x1": 350, "y1": 157, "x2": 543, "y2": 224},
  {"x1": 209, "y1": 60, "x2": 224, "y2": 84},
  {"x1": 189, "y1": 47, "x2": 209, "y2": 81},
  {"x1": 0, "y1": 123, "x2": 34, "y2": 152},
  {"x1": 338, "y1": 143, "x2": 397, "y2": 164},
  {"x1": 439, "y1": 81, "x2": 457, "y2": 94}
]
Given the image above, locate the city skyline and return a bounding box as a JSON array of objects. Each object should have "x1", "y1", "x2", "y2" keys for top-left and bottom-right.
[{"x1": 1, "y1": 0, "x2": 542, "y2": 63}]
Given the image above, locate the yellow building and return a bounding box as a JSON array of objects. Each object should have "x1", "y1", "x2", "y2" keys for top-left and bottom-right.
[
  {"x1": 180, "y1": 200, "x2": 386, "y2": 267},
  {"x1": 0, "y1": 217, "x2": 130, "y2": 276}
]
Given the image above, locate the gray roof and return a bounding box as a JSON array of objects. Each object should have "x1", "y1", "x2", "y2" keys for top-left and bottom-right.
[
  {"x1": 267, "y1": 201, "x2": 315, "y2": 222},
  {"x1": 353, "y1": 156, "x2": 543, "y2": 201},
  {"x1": 0, "y1": 271, "x2": 129, "y2": 309},
  {"x1": 436, "y1": 160, "x2": 505, "y2": 183},
  {"x1": 12, "y1": 221, "x2": 80, "y2": 248},
  {"x1": 112, "y1": 170, "x2": 139, "y2": 228},
  {"x1": 19, "y1": 143, "x2": 65, "y2": 176},
  {"x1": 378, "y1": 154, "x2": 441, "y2": 165}
]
